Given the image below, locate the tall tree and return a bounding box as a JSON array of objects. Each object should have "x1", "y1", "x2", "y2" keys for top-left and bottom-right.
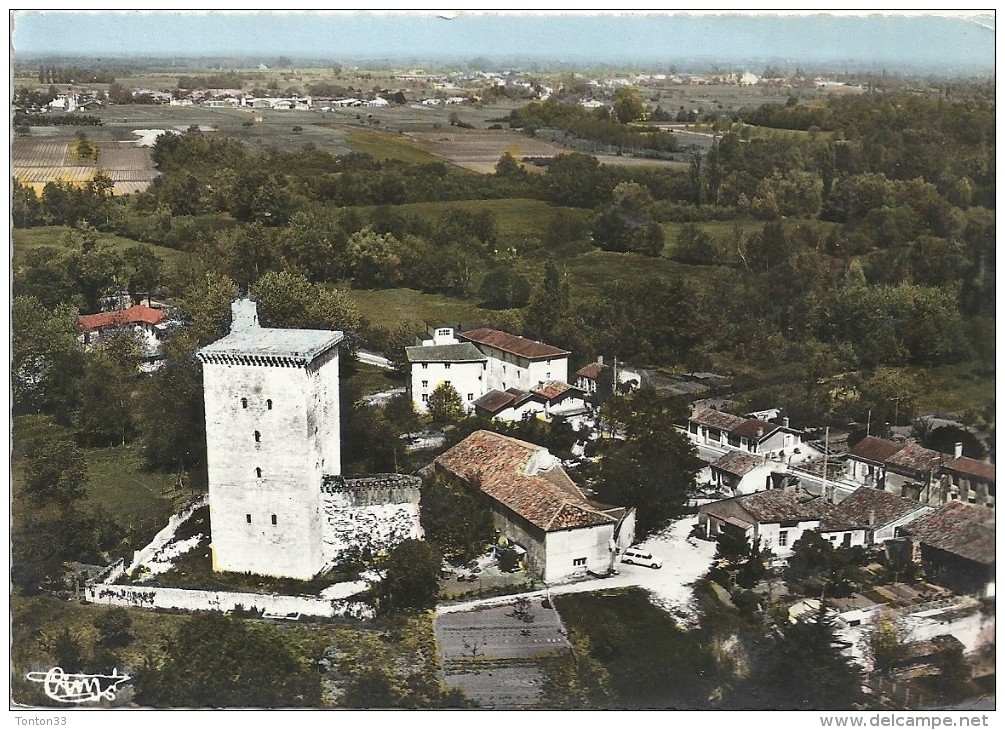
[
  {"x1": 374, "y1": 539, "x2": 443, "y2": 614},
  {"x1": 12, "y1": 295, "x2": 84, "y2": 421}
]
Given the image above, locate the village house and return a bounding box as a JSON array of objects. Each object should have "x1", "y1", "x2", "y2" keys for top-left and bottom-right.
[
  {"x1": 707, "y1": 450, "x2": 780, "y2": 495},
  {"x1": 845, "y1": 435, "x2": 904, "y2": 489},
  {"x1": 472, "y1": 381, "x2": 588, "y2": 424},
  {"x1": 816, "y1": 487, "x2": 931, "y2": 549},
  {"x1": 78, "y1": 304, "x2": 168, "y2": 369},
  {"x1": 573, "y1": 355, "x2": 641, "y2": 397},
  {"x1": 405, "y1": 324, "x2": 572, "y2": 416},
  {"x1": 883, "y1": 442, "x2": 948, "y2": 504},
  {"x1": 686, "y1": 406, "x2": 818, "y2": 464},
  {"x1": 435, "y1": 430, "x2": 635, "y2": 583},
  {"x1": 941, "y1": 444, "x2": 995, "y2": 508},
  {"x1": 898, "y1": 501, "x2": 995, "y2": 598},
  {"x1": 697, "y1": 489, "x2": 835, "y2": 558}
]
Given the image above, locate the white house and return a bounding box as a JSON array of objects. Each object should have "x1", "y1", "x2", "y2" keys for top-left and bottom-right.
[
  {"x1": 472, "y1": 381, "x2": 588, "y2": 424},
  {"x1": 687, "y1": 407, "x2": 818, "y2": 464},
  {"x1": 697, "y1": 489, "x2": 834, "y2": 558},
  {"x1": 845, "y1": 435, "x2": 905, "y2": 489},
  {"x1": 817, "y1": 487, "x2": 931, "y2": 549},
  {"x1": 78, "y1": 304, "x2": 168, "y2": 370},
  {"x1": 457, "y1": 327, "x2": 570, "y2": 393},
  {"x1": 404, "y1": 341, "x2": 487, "y2": 414},
  {"x1": 708, "y1": 450, "x2": 777, "y2": 495},
  {"x1": 574, "y1": 355, "x2": 640, "y2": 396},
  {"x1": 435, "y1": 430, "x2": 636, "y2": 583}
]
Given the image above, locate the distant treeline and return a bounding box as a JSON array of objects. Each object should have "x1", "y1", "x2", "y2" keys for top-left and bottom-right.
[
  {"x1": 37, "y1": 66, "x2": 116, "y2": 84},
  {"x1": 14, "y1": 112, "x2": 102, "y2": 127},
  {"x1": 177, "y1": 72, "x2": 245, "y2": 89}
]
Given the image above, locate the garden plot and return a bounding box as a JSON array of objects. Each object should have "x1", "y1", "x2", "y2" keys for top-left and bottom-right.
[
  {"x1": 435, "y1": 598, "x2": 570, "y2": 707},
  {"x1": 13, "y1": 136, "x2": 157, "y2": 195}
]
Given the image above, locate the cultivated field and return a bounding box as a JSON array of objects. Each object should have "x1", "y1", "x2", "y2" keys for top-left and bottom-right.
[{"x1": 14, "y1": 135, "x2": 157, "y2": 195}]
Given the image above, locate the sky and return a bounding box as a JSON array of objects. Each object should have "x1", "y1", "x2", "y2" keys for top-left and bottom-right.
[{"x1": 9, "y1": 10, "x2": 997, "y2": 73}]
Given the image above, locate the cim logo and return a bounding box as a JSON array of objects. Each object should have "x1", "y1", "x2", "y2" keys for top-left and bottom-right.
[{"x1": 25, "y1": 667, "x2": 132, "y2": 704}]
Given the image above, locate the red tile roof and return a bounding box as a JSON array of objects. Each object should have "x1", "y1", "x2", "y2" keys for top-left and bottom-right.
[
  {"x1": 738, "y1": 489, "x2": 835, "y2": 524},
  {"x1": 711, "y1": 450, "x2": 763, "y2": 478},
  {"x1": 900, "y1": 501, "x2": 995, "y2": 566},
  {"x1": 575, "y1": 361, "x2": 607, "y2": 381},
  {"x1": 435, "y1": 430, "x2": 621, "y2": 532},
  {"x1": 730, "y1": 418, "x2": 776, "y2": 440},
  {"x1": 944, "y1": 456, "x2": 996, "y2": 483},
  {"x1": 472, "y1": 389, "x2": 518, "y2": 415},
  {"x1": 79, "y1": 305, "x2": 166, "y2": 333},
  {"x1": 690, "y1": 406, "x2": 746, "y2": 432},
  {"x1": 458, "y1": 328, "x2": 570, "y2": 360},
  {"x1": 885, "y1": 442, "x2": 947, "y2": 476},
  {"x1": 848, "y1": 436, "x2": 905, "y2": 464},
  {"x1": 532, "y1": 380, "x2": 577, "y2": 401},
  {"x1": 819, "y1": 487, "x2": 927, "y2": 532}
]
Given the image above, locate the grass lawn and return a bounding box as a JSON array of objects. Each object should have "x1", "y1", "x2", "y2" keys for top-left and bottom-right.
[
  {"x1": 347, "y1": 361, "x2": 407, "y2": 397},
  {"x1": 346, "y1": 287, "x2": 493, "y2": 331},
  {"x1": 565, "y1": 248, "x2": 730, "y2": 297},
  {"x1": 13, "y1": 225, "x2": 190, "y2": 268},
  {"x1": 907, "y1": 362, "x2": 995, "y2": 421},
  {"x1": 80, "y1": 445, "x2": 183, "y2": 544}
]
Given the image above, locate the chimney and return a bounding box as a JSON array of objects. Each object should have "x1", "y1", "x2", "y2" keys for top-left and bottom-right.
[
  {"x1": 756, "y1": 427, "x2": 764, "y2": 438},
  {"x1": 868, "y1": 509, "x2": 875, "y2": 527},
  {"x1": 783, "y1": 417, "x2": 790, "y2": 428},
  {"x1": 954, "y1": 442, "x2": 963, "y2": 459},
  {"x1": 597, "y1": 355, "x2": 604, "y2": 366},
  {"x1": 230, "y1": 298, "x2": 259, "y2": 331}
]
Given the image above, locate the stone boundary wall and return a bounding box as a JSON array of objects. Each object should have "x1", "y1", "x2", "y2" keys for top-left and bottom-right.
[
  {"x1": 85, "y1": 583, "x2": 373, "y2": 619},
  {"x1": 322, "y1": 473, "x2": 422, "y2": 507}
]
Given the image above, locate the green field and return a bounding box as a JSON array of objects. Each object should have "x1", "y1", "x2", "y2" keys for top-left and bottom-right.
[
  {"x1": 13, "y1": 225, "x2": 190, "y2": 268},
  {"x1": 347, "y1": 287, "x2": 492, "y2": 331},
  {"x1": 342, "y1": 128, "x2": 442, "y2": 163}
]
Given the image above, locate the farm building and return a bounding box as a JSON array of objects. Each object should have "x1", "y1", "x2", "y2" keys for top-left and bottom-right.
[
  {"x1": 435, "y1": 430, "x2": 635, "y2": 583},
  {"x1": 78, "y1": 304, "x2": 168, "y2": 369}
]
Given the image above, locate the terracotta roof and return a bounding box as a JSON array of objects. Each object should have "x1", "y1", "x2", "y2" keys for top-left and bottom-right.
[
  {"x1": 78, "y1": 304, "x2": 166, "y2": 333},
  {"x1": 575, "y1": 361, "x2": 608, "y2": 380},
  {"x1": 405, "y1": 342, "x2": 487, "y2": 363},
  {"x1": 533, "y1": 380, "x2": 577, "y2": 401},
  {"x1": 711, "y1": 450, "x2": 763, "y2": 478},
  {"x1": 885, "y1": 442, "x2": 947, "y2": 476},
  {"x1": 690, "y1": 407, "x2": 746, "y2": 432},
  {"x1": 819, "y1": 487, "x2": 927, "y2": 532},
  {"x1": 458, "y1": 328, "x2": 569, "y2": 360},
  {"x1": 435, "y1": 430, "x2": 621, "y2": 532},
  {"x1": 739, "y1": 489, "x2": 834, "y2": 524},
  {"x1": 900, "y1": 501, "x2": 995, "y2": 566},
  {"x1": 730, "y1": 418, "x2": 777, "y2": 440},
  {"x1": 944, "y1": 456, "x2": 996, "y2": 483},
  {"x1": 848, "y1": 436, "x2": 905, "y2": 464}
]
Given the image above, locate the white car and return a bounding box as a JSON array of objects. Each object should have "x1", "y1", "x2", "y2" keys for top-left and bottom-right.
[{"x1": 620, "y1": 548, "x2": 662, "y2": 569}]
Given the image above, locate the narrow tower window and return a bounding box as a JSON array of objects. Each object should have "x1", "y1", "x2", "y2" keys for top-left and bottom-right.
[
  {"x1": 255, "y1": 467, "x2": 262, "y2": 478},
  {"x1": 254, "y1": 430, "x2": 261, "y2": 443},
  {"x1": 246, "y1": 514, "x2": 252, "y2": 524},
  {"x1": 271, "y1": 514, "x2": 277, "y2": 525},
  {"x1": 241, "y1": 397, "x2": 248, "y2": 409},
  {"x1": 266, "y1": 399, "x2": 273, "y2": 410}
]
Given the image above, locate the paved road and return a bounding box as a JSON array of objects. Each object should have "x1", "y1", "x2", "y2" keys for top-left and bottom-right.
[{"x1": 438, "y1": 516, "x2": 715, "y2": 617}]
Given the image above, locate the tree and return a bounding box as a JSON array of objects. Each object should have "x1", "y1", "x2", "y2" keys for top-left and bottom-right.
[
  {"x1": 12, "y1": 296, "x2": 84, "y2": 420},
  {"x1": 867, "y1": 611, "x2": 907, "y2": 675},
  {"x1": 253, "y1": 270, "x2": 362, "y2": 334},
  {"x1": 134, "y1": 613, "x2": 321, "y2": 707},
  {"x1": 419, "y1": 470, "x2": 495, "y2": 564},
  {"x1": 524, "y1": 260, "x2": 570, "y2": 339},
  {"x1": 347, "y1": 226, "x2": 404, "y2": 288},
  {"x1": 374, "y1": 539, "x2": 442, "y2": 614},
  {"x1": 127, "y1": 246, "x2": 161, "y2": 305},
  {"x1": 612, "y1": 87, "x2": 648, "y2": 124},
  {"x1": 15, "y1": 417, "x2": 87, "y2": 505},
  {"x1": 426, "y1": 383, "x2": 465, "y2": 425},
  {"x1": 592, "y1": 389, "x2": 703, "y2": 537},
  {"x1": 134, "y1": 357, "x2": 206, "y2": 477},
  {"x1": 53, "y1": 629, "x2": 87, "y2": 673},
  {"x1": 479, "y1": 265, "x2": 532, "y2": 309}
]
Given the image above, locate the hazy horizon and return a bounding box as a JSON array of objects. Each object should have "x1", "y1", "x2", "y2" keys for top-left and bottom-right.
[{"x1": 10, "y1": 11, "x2": 996, "y2": 75}]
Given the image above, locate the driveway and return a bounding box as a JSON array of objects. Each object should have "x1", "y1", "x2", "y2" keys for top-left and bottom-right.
[{"x1": 438, "y1": 516, "x2": 716, "y2": 619}]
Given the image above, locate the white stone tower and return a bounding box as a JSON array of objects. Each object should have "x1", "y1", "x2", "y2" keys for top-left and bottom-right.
[{"x1": 196, "y1": 299, "x2": 343, "y2": 579}]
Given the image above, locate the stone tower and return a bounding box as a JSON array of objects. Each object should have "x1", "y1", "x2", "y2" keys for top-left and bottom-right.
[{"x1": 196, "y1": 299, "x2": 342, "y2": 579}]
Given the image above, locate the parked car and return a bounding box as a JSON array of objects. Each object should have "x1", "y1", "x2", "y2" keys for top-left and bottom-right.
[{"x1": 620, "y1": 548, "x2": 662, "y2": 569}]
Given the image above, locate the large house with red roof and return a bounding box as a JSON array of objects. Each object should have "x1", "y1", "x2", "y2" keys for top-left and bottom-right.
[
  {"x1": 435, "y1": 430, "x2": 635, "y2": 583},
  {"x1": 405, "y1": 325, "x2": 582, "y2": 422}
]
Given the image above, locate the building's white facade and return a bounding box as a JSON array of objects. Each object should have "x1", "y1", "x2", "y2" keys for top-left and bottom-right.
[{"x1": 198, "y1": 299, "x2": 342, "y2": 580}]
